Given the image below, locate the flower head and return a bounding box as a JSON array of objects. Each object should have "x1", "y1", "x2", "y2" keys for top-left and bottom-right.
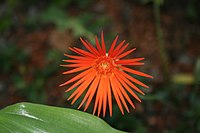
[{"x1": 60, "y1": 31, "x2": 153, "y2": 117}]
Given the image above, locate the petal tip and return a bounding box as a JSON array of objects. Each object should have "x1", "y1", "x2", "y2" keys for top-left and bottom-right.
[
  {"x1": 59, "y1": 84, "x2": 64, "y2": 87},
  {"x1": 150, "y1": 76, "x2": 154, "y2": 79}
]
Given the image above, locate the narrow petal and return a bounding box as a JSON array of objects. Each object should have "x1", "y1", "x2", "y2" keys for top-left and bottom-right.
[
  {"x1": 68, "y1": 73, "x2": 95, "y2": 101},
  {"x1": 110, "y1": 76, "x2": 124, "y2": 115},
  {"x1": 114, "y1": 73, "x2": 135, "y2": 108},
  {"x1": 117, "y1": 48, "x2": 136, "y2": 59},
  {"x1": 60, "y1": 68, "x2": 92, "y2": 86},
  {"x1": 116, "y1": 58, "x2": 145, "y2": 64},
  {"x1": 108, "y1": 35, "x2": 119, "y2": 56},
  {"x1": 73, "y1": 47, "x2": 97, "y2": 58},
  {"x1": 78, "y1": 76, "x2": 99, "y2": 109},
  {"x1": 70, "y1": 73, "x2": 96, "y2": 104},
  {"x1": 103, "y1": 77, "x2": 108, "y2": 117},
  {"x1": 62, "y1": 59, "x2": 93, "y2": 64},
  {"x1": 93, "y1": 76, "x2": 104, "y2": 116},
  {"x1": 120, "y1": 66, "x2": 153, "y2": 78},
  {"x1": 119, "y1": 69, "x2": 149, "y2": 88},
  {"x1": 85, "y1": 40, "x2": 100, "y2": 56},
  {"x1": 119, "y1": 62, "x2": 144, "y2": 66},
  {"x1": 111, "y1": 40, "x2": 125, "y2": 57},
  {"x1": 65, "y1": 75, "x2": 90, "y2": 92},
  {"x1": 115, "y1": 72, "x2": 142, "y2": 102},
  {"x1": 69, "y1": 47, "x2": 96, "y2": 58},
  {"x1": 114, "y1": 43, "x2": 129, "y2": 57},
  {"x1": 101, "y1": 31, "x2": 106, "y2": 54},
  {"x1": 95, "y1": 36, "x2": 104, "y2": 55},
  {"x1": 113, "y1": 75, "x2": 130, "y2": 113},
  {"x1": 65, "y1": 78, "x2": 83, "y2": 93},
  {"x1": 60, "y1": 63, "x2": 92, "y2": 67},
  {"x1": 62, "y1": 66, "x2": 90, "y2": 74},
  {"x1": 80, "y1": 38, "x2": 98, "y2": 56},
  {"x1": 65, "y1": 71, "x2": 93, "y2": 92},
  {"x1": 117, "y1": 70, "x2": 145, "y2": 95},
  {"x1": 69, "y1": 47, "x2": 92, "y2": 58},
  {"x1": 64, "y1": 54, "x2": 94, "y2": 60},
  {"x1": 84, "y1": 76, "x2": 100, "y2": 111},
  {"x1": 97, "y1": 76, "x2": 105, "y2": 116}
]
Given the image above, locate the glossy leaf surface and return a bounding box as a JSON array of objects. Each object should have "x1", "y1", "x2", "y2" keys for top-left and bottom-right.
[{"x1": 0, "y1": 102, "x2": 127, "y2": 133}]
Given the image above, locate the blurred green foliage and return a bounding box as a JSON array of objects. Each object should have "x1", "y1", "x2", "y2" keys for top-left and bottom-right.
[
  {"x1": 40, "y1": 5, "x2": 109, "y2": 42},
  {"x1": 40, "y1": 6, "x2": 94, "y2": 40},
  {"x1": 0, "y1": 43, "x2": 27, "y2": 73}
]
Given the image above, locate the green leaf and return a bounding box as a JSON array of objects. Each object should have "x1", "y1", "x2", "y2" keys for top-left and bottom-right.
[{"x1": 0, "y1": 102, "x2": 127, "y2": 133}]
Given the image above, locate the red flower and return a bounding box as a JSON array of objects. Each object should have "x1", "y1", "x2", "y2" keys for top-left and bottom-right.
[{"x1": 60, "y1": 31, "x2": 153, "y2": 117}]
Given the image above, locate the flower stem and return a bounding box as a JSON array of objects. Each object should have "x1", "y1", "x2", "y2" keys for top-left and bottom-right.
[{"x1": 153, "y1": 0, "x2": 170, "y2": 82}]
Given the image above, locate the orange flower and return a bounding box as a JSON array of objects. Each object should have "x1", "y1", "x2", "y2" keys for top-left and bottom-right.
[{"x1": 60, "y1": 31, "x2": 153, "y2": 117}]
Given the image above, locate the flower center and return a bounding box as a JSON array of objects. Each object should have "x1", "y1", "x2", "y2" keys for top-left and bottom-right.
[{"x1": 93, "y1": 56, "x2": 116, "y2": 76}]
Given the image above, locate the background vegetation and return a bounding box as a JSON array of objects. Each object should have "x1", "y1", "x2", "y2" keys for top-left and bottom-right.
[{"x1": 0, "y1": 0, "x2": 200, "y2": 132}]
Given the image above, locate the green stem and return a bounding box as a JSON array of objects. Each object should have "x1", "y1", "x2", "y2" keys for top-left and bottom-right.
[{"x1": 153, "y1": 0, "x2": 170, "y2": 82}]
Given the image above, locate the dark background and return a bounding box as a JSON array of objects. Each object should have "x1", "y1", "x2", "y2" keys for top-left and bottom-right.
[{"x1": 0, "y1": 0, "x2": 200, "y2": 132}]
